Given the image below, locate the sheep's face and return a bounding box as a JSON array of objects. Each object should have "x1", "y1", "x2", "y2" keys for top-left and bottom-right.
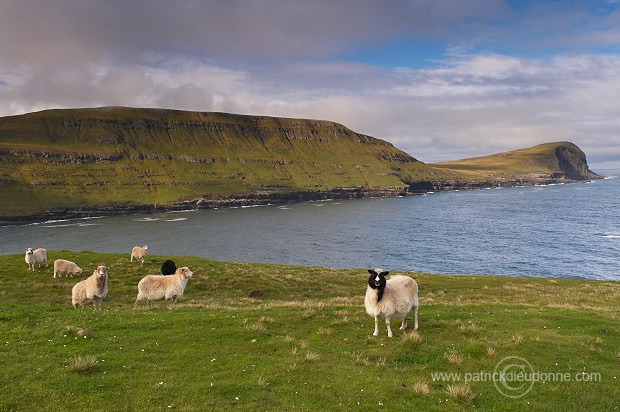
[
  {"x1": 367, "y1": 269, "x2": 388, "y2": 290},
  {"x1": 94, "y1": 265, "x2": 107, "y2": 278},
  {"x1": 26, "y1": 248, "x2": 33, "y2": 255},
  {"x1": 179, "y1": 267, "x2": 194, "y2": 279}
]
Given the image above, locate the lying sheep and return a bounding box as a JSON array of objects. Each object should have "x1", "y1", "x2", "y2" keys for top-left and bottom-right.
[
  {"x1": 53, "y1": 259, "x2": 83, "y2": 278},
  {"x1": 131, "y1": 245, "x2": 148, "y2": 264},
  {"x1": 25, "y1": 248, "x2": 48, "y2": 271},
  {"x1": 364, "y1": 268, "x2": 418, "y2": 337},
  {"x1": 134, "y1": 266, "x2": 194, "y2": 310},
  {"x1": 71, "y1": 266, "x2": 109, "y2": 310}
]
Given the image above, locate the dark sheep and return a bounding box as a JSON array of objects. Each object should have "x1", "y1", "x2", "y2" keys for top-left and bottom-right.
[{"x1": 161, "y1": 259, "x2": 177, "y2": 276}]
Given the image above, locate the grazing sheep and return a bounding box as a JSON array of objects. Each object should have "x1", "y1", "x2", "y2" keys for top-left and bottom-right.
[
  {"x1": 71, "y1": 266, "x2": 108, "y2": 310},
  {"x1": 161, "y1": 259, "x2": 176, "y2": 275},
  {"x1": 364, "y1": 269, "x2": 418, "y2": 337},
  {"x1": 134, "y1": 266, "x2": 194, "y2": 310},
  {"x1": 53, "y1": 259, "x2": 83, "y2": 278},
  {"x1": 25, "y1": 248, "x2": 48, "y2": 271},
  {"x1": 130, "y1": 245, "x2": 148, "y2": 264}
]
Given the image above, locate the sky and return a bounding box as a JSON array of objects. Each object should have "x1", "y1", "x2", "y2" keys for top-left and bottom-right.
[{"x1": 1, "y1": 0, "x2": 619, "y2": 169}]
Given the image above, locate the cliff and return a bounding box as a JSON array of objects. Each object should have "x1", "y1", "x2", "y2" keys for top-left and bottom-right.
[{"x1": 0, "y1": 107, "x2": 601, "y2": 223}]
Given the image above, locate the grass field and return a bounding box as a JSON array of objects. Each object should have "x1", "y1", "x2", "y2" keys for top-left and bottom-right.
[{"x1": 1, "y1": 252, "x2": 618, "y2": 411}]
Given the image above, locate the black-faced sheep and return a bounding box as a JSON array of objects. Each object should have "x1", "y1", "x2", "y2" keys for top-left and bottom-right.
[
  {"x1": 161, "y1": 259, "x2": 176, "y2": 275},
  {"x1": 364, "y1": 268, "x2": 418, "y2": 337},
  {"x1": 134, "y1": 266, "x2": 194, "y2": 310},
  {"x1": 71, "y1": 265, "x2": 109, "y2": 310},
  {"x1": 130, "y1": 245, "x2": 148, "y2": 264},
  {"x1": 53, "y1": 259, "x2": 83, "y2": 278},
  {"x1": 25, "y1": 248, "x2": 48, "y2": 271}
]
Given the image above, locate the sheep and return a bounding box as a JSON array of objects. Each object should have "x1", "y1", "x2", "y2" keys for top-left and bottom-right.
[
  {"x1": 364, "y1": 268, "x2": 418, "y2": 337},
  {"x1": 25, "y1": 248, "x2": 48, "y2": 271},
  {"x1": 134, "y1": 266, "x2": 194, "y2": 310},
  {"x1": 161, "y1": 259, "x2": 176, "y2": 275},
  {"x1": 53, "y1": 259, "x2": 83, "y2": 278},
  {"x1": 71, "y1": 265, "x2": 108, "y2": 310},
  {"x1": 130, "y1": 245, "x2": 148, "y2": 264}
]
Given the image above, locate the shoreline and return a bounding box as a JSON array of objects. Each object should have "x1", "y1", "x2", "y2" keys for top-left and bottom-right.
[{"x1": 0, "y1": 177, "x2": 597, "y2": 226}]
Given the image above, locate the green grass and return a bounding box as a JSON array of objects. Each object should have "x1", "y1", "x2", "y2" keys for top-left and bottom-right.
[{"x1": 1, "y1": 252, "x2": 618, "y2": 411}]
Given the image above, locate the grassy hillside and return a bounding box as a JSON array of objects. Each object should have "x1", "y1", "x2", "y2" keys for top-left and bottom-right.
[
  {"x1": 1, "y1": 252, "x2": 618, "y2": 411},
  {"x1": 0, "y1": 108, "x2": 599, "y2": 222},
  {"x1": 0, "y1": 107, "x2": 454, "y2": 219},
  {"x1": 432, "y1": 142, "x2": 600, "y2": 181}
]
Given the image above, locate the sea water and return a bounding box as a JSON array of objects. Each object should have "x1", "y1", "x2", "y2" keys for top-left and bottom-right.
[{"x1": 2, "y1": 170, "x2": 618, "y2": 280}]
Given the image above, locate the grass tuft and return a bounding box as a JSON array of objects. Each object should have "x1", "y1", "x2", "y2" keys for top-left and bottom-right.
[
  {"x1": 401, "y1": 330, "x2": 422, "y2": 345},
  {"x1": 444, "y1": 347, "x2": 463, "y2": 367},
  {"x1": 445, "y1": 383, "x2": 475, "y2": 403},
  {"x1": 412, "y1": 381, "x2": 431, "y2": 396},
  {"x1": 305, "y1": 351, "x2": 320, "y2": 362},
  {"x1": 68, "y1": 355, "x2": 97, "y2": 373}
]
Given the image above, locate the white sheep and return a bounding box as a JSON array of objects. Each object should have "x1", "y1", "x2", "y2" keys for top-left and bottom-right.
[
  {"x1": 25, "y1": 248, "x2": 48, "y2": 271},
  {"x1": 53, "y1": 259, "x2": 83, "y2": 278},
  {"x1": 71, "y1": 265, "x2": 109, "y2": 310},
  {"x1": 364, "y1": 268, "x2": 418, "y2": 337},
  {"x1": 134, "y1": 266, "x2": 194, "y2": 310},
  {"x1": 130, "y1": 245, "x2": 148, "y2": 264}
]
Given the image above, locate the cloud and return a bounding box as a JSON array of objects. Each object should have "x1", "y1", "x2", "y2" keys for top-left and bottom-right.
[{"x1": 1, "y1": 1, "x2": 619, "y2": 168}]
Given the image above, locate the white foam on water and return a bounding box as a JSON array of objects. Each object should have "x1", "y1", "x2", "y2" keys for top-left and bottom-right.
[{"x1": 165, "y1": 218, "x2": 187, "y2": 222}]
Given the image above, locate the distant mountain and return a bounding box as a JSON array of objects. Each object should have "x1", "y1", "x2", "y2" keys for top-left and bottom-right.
[{"x1": 0, "y1": 107, "x2": 600, "y2": 223}]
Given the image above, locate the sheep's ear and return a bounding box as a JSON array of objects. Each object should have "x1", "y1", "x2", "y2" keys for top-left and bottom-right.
[
  {"x1": 383, "y1": 271, "x2": 389, "y2": 276},
  {"x1": 368, "y1": 269, "x2": 376, "y2": 275}
]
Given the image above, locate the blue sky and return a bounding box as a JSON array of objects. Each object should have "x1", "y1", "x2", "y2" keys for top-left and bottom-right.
[{"x1": 1, "y1": 0, "x2": 619, "y2": 168}]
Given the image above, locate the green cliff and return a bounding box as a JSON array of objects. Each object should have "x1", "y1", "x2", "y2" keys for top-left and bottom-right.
[{"x1": 0, "y1": 107, "x2": 600, "y2": 223}]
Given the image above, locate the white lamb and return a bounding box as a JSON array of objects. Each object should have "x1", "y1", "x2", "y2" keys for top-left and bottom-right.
[
  {"x1": 53, "y1": 259, "x2": 83, "y2": 278},
  {"x1": 131, "y1": 245, "x2": 148, "y2": 264},
  {"x1": 134, "y1": 266, "x2": 194, "y2": 310},
  {"x1": 71, "y1": 265, "x2": 109, "y2": 310},
  {"x1": 25, "y1": 248, "x2": 48, "y2": 271},
  {"x1": 364, "y1": 268, "x2": 418, "y2": 337}
]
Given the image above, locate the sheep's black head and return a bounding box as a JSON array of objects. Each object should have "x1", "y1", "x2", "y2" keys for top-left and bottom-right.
[
  {"x1": 161, "y1": 259, "x2": 177, "y2": 276},
  {"x1": 368, "y1": 269, "x2": 388, "y2": 290}
]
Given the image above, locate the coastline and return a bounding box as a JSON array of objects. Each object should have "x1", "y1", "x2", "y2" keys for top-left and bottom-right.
[{"x1": 0, "y1": 176, "x2": 598, "y2": 226}]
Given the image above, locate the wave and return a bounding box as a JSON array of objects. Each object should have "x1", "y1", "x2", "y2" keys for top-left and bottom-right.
[
  {"x1": 42, "y1": 223, "x2": 77, "y2": 228},
  {"x1": 602, "y1": 235, "x2": 620, "y2": 239},
  {"x1": 136, "y1": 217, "x2": 159, "y2": 222},
  {"x1": 165, "y1": 218, "x2": 187, "y2": 222}
]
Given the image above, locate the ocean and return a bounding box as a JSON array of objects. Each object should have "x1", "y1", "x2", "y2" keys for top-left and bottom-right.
[{"x1": 2, "y1": 170, "x2": 618, "y2": 281}]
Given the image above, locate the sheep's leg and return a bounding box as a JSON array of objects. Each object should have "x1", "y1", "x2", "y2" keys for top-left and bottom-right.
[
  {"x1": 385, "y1": 316, "x2": 393, "y2": 338},
  {"x1": 400, "y1": 316, "x2": 408, "y2": 331},
  {"x1": 413, "y1": 305, "x2": 419, "y2": 331},
  {"x1": 373, "y1": 316, "x2": 380, "y2": 336},
  {"x1": 133, "y1": 299, "x2": 139, "y2": 310}
]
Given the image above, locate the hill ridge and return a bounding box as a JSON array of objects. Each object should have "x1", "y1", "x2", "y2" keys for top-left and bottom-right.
[{"x1": 0, "y1": 107, "x2": 600, "y2": 223}]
